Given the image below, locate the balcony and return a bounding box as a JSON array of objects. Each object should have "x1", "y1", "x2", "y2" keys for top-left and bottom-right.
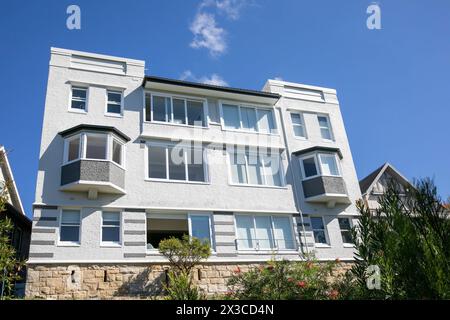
[
  {"x1": 302, "y1": 176, "x2": 350, "y2": 207},
  {"x1": 60, "y1": 159, "x2": 125, "y2": 196}
]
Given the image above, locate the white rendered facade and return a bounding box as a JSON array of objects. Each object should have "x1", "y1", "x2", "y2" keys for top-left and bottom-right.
[{"x1": 29, "y1": 48, "x2": 361, "y2": 269}]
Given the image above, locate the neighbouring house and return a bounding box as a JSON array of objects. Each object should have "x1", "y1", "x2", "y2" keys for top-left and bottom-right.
[
  {"x1": 0, "y1": 146, "x2": 32, "y2": 297},
  {"x1": 26, "y1": 48, "x2": 361, "y2": 299},
  {"x1": 359, "y1": 162, "x2": 414, "y2": 212}
]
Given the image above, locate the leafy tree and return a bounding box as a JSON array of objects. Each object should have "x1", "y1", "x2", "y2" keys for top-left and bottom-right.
[
  {"x1": 159, "y1": 235, "x2": 211, "y2": 300},
  {"x1": 0, "y1": 181, "x2": 26, "y2": 299},
  {"x1": 346, "y1": 178, "x2": 450, "y2": 299}
]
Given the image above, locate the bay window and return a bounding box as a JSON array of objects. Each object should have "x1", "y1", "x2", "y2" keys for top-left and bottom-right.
[
  {"x1": 147, "y1": 142, "x2": 208, "y2": 182},
  {"x1": 300, "y1": 153, "x2": 341, "y2": 180},
  {"x1": 145, "y1": 93, "x2": 206, "y2": 127},
  {"x1": 63, "y1": 132, "x2": 125, "y2": 166},
  {"x1": 235, "y1": 215, "x2": 295, "y2": 250},
  {"x1": 228, "y1": 151, "x2": 283, "y2": 187},
  {"x1": 221, "y1": 103, "x2": 277, "y2": 134}
]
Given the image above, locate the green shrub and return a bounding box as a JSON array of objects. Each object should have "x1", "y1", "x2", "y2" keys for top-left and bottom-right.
[
  {"x1": 226, "y1": 259, "x2": 340, "y2": 300},
  {"x1": 159, "y1": 235, "x2": 211, "y2": 300}
]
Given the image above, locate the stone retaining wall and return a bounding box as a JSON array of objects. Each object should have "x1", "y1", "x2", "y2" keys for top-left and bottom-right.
[{"x1": 25, "y1": 262, "x2": 353, "y2": 299}]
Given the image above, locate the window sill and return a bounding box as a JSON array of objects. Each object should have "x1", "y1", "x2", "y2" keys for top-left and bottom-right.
[
  {"x1": 68, "y1": 109, "x2": 87, "y2": 114},
  {"x1": 228, "y1": 183, "x2": 287, "y2": 190},
  {"x1": 314, "y1": 244, "x2": 331, "y2": 248},
  {"x1": 343, "y1": 244, "x2": 355, "y2": 248},
  {"x1": 237, "y1": 249, "x2": 298, "y2": 254},
  {"x1": 145, "y1": 178, "x2": 210, "y2": 185},
  {"x1": 143, "y1": 120, "x2": 208, "y2": 129},
  {"x1": 100, "y1": 243, "x2": 122, "y2": 248},
  {"x1": 57, "y1": 242, "x2": 81, "y2": 247},
  {"x1": 220, "y1": 127, "x2": 279, "y2": 136},
  {"x1": 104, "y1": 113, "x2": 123, "y2": 118},
  {"x1": 293, "y1": 136, "x2": 308, "y2": 140}
]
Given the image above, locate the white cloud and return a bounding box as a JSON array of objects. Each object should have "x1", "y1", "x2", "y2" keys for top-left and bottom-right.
[
  {"x1": 180, "y1": 70, "x2": 229, "y2": 86},
  {"x1": 189, "y1": 12, "x2": 227, "y2": 56},
  {"x1": 201, "y1": 0, "x2": 247, "y2": 20}
]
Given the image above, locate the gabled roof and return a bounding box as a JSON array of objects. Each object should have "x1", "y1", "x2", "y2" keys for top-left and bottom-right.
[
  {"x1": 0, "y1": 146, "x2": 25, "y2": 215},
  {"x1": 359, "y1": 162, "x2": 413, "y2": 196}
]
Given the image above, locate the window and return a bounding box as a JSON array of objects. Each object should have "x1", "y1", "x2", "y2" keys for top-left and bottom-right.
[
  {"x1": 190, "y1": 215, "x2": 212, "y2": 246},
  {"x1": 70, "y1": 87, "x2": 87, "y2": 111},
  {"x1": 300, "y1": 153, "x2": 341, "y2": 180},
  {"x1": 290, "y1": 113, "x2": 306, "y2": 138},
  {"x1": 147, "y1": 143, "x2": 207, "y2": 182},
  {"x1": 67, "y1": 136, "x2": 80, "y2": 162},
  {"x1": 318, "y1": 115, "x2": 333, "y2": 140},
  {"x1": 112, "y1": 139, "x2": 122, "y2": 165},
  {"x1": 338, "y1": 218, "x2": 353, "y2": 244},
  {"x1": 146, "y1": 214, "x2": 213, "y2": 250},
  {"x1": 228, "y1": 151, "x2": 283, "y2": 187},
  {"x1": 145, "y1": 93, "x2": 205, "y2": 127},
  {"x1": 102, "y1": 212, "x2": 121, "y2": 244},
  {"x1": 63, "y1": 133, "x2": 125, "y2": 166},
  {"x1": 319, "y1": 154, "x2": 339, "y2": 176},
  {"x1": 222, "y1": 104, "x2": 240, "y2": 129},
  {"x1": 60, "y1": 210, "x2": 81, "y2": 243},
  {"x1": 301, "y1": 156, "x2": 318, "y2": 178},
  {"x1": 310, "y1": 217, "x2": 328, "y2": 244},
  {"x1": 85, "y1": 134, "x2": 107, "y2": 160},
  {"x1": 221, "y1": 103, "x2": 277, "y2": 134},
  {"x1": 235, "y1": 215, "x2": 295, "y2": 250},
  {"x1": 106, "y1": 90, "x2": 122, "y2": 115}
]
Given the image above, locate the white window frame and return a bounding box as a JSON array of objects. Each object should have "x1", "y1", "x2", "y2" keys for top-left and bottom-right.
[
  {"x1": 338, "y1": 217, "x2": 354, "y2": 247},
  {"x1": 290, "y1": 112, "x2": 307, "y2": 139},
  {"x1": 100, "y1": 211, "x2": 122, "y2": 247},
  {"x1": 226, "y1": 149, "x2": 285, "y2": 188},
  {"x1": 317, "y1": 114, "x2": 334, "y2": 141},
  {"x1": 310, "y1": 216, "x2": 330, "y2": 247},
  {"x1": 144, "y1": 91, "x2": 208, "y2": 128},
  {"x1": 68, "y1": 86, "x2": 88, "y2": 113},
  {"x1": 188, "y1": 213, "x2": 215, "y2": 250},
  {"x1": 105, "y1": 89, "x2": 124, "y2": 117},
  {"x1": 58, "y1": 208, "x2": 82, "y2": 246},
  {"x1": 145, "y1": 141, "x2": 209, "y2": 184},
  {"x1": 62, "y1": 132, "x2": 126, "y2": 169},
  {"x1": 234, "y1": 213, "x2": 296, "y2": 252},
  {"x1": 219, "y1": 100, "x2": 278, "y2": 135},
  {"x1": 299, "y1": 152, "x2": 341, "y2": 181}
]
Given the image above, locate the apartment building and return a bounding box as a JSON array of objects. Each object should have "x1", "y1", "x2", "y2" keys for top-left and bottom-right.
[{"x1": 26, "y1": 48, "x2": 361, "y2": 298}]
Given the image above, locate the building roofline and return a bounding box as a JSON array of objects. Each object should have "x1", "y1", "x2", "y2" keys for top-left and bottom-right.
[
  {"x1": 143, "y1": 76, "x2": 281, "y2": 100},
  {"x1": 58, "y1": 124, "x2": 131, "y2": 142},
  {"x1": 292, "y1": 146, "x2": 343, "y2": 159},
  {"x1": 0, "y1": 146, "x2": 25, "y2": 215}
]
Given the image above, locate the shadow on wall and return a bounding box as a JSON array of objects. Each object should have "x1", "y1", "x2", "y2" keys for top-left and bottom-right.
[{"x1": 114, "y1": 267, "x2": 167, "y2": 298}]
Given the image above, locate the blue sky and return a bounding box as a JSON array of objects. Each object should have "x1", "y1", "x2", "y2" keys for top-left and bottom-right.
[{"x1": 0, "y1": 1, "x2": 449, "y2": 217}]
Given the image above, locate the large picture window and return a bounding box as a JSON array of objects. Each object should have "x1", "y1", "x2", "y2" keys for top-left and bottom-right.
[
  {"x1": 221, "y1": 103, "x2": 277, "y2": 134},
  {"x1": 145, "y1": 93, "x2": 206, "y2": 127},
  {"x1": 147, "y1": 143, "x2": 208, "y2": 182},
  {"x1": 228, "y1": 151, "x2": 283, "y2": 187},
  {"x1": 235, "y1": 215, "x2": 295, "y2": 250}
]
